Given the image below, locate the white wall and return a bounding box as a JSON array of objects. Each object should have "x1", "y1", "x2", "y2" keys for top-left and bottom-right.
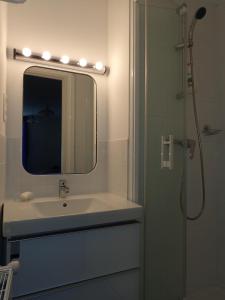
[
  {"x1": 0, "y1": 1, "x2": 7, "y2": 264},
  {"x1": 6, "y1": 0, "x2": 130, "y2": 199},
  {"x1": 186, "y1": 0, "x2": 224, "y2": 293},
  {"x1": 107, "y1": 0, "x2": 130, "y2": 197},
  {"x1": 0, "y1": 2, "x2": 7, "y2": 204},
  {"x1": 107, "y1": 0, "x2": 130, "y2": 141}
]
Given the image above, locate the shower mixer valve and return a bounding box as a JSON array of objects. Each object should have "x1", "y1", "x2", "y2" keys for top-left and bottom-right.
[
  {"x1": 161, "y1": 136, "x2": 196, "y2": 170},
  {"x1": 187, "y1": 139, "x2": 196, "y2": 160},
  {"x1": 174, "y1": 138, "x2": 196, "y2": 160}
]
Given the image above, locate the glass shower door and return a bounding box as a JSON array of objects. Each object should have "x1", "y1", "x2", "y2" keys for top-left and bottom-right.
[{"x1": 144, "y1": 2, "x2": 186, "y2": 300}]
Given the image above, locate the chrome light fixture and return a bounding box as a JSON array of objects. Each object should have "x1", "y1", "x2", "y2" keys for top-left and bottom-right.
[
  {"x1": 0, "y1": 0, "x2": 26, "y2": 3},
  {"x1": 9, "y1": 48, "x2": 109, "y2": 75}
]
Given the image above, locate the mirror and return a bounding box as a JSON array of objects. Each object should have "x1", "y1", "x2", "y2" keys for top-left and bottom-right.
[{"x1": 22, "y1": 66, "x2": 97, "y2": 175}]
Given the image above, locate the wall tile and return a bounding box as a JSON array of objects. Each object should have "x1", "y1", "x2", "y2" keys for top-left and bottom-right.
[
  {"x1": 6, "y1": 139, "x2": 111, "y2": 199},
  {"x1": 186, "y1": 0, "x2": 224, "y2": 294}
]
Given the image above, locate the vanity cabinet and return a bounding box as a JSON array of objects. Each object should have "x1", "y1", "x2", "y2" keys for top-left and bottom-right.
[
  {"x1": 6, "y1": 223, "x2": 141, "y2": 299},
  {"x1": 14, "y1": 270, "x2": 140, "y2": 300}
]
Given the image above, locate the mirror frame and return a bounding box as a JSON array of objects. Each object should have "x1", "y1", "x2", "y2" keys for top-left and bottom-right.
[{"x1": 22, "y1": 65, "x2": 98, "y2": 175}]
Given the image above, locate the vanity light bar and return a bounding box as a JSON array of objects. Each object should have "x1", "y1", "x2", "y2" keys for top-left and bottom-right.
[{"x1": 12, "y1": 48, "x2": 109, "y2": 75}]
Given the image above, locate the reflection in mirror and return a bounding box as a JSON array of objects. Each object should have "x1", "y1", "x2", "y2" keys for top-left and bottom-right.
[{"x1": 22, "y1": 67, "x2": 97, "y2": 175}]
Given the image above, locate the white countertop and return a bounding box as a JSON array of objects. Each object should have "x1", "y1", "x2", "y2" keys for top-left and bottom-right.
[{"x1": 3, "y1": 193, "x2": 143, "y2": 238}]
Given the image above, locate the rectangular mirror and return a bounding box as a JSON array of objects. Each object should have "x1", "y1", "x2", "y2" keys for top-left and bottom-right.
[{"x1": 22, "y1": 66, "x2": 97, "y2": 175}]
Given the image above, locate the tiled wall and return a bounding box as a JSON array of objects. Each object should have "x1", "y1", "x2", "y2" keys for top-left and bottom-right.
[
  {"x1": 6, "y1": 138, "x2": 128, "y2": 199},
  {"x1": 215, "y1": 1, "x2": 225, "y2": 290},
  {"x1": 106, "y1": 140, "x2": 128, "y2": 198},
  {"x1": 186, "y1": 0, "x2": 224, "y2": 293}
]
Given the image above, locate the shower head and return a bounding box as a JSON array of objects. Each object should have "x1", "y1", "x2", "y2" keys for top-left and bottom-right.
[
  {"x1": 189, "y1": 7, "x2": 207, "y2": 44},
  {"x1": 195, "y1": 7, "x2": 207, "y2": 20}
]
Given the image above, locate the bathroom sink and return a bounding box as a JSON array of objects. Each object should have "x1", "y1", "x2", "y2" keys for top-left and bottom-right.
[
  {"x1": 3, "y1": 193, "x2": 143, "y2": 238},
  {"x1": 32, "y1": 198, "x2": 113, "y2": 217}
]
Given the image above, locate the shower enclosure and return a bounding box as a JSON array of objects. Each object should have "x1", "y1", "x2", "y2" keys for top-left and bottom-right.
[
  {"x1": 133, "y1": 0, "x2": 225, "y2": 299},
  {"x1": 144, "y1": 1, "x2": 186, "y2": 299},
  {"x1": 134, "y1": 1, "x2": 186, "y2": 299}
]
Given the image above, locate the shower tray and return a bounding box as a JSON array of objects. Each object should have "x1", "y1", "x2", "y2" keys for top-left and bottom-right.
[{"x1": 0, "y1": 267, "x2": 13, "y2": 300}]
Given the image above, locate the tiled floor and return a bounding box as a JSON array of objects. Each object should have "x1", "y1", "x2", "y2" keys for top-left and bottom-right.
[{"x1": 185, "y1": 287, "x2": 225, "y2": 300}]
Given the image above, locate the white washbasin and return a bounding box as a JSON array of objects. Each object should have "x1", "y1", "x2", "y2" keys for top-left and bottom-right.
[
  {"x1": 32, "y1": 198, "x2": 113, "y2": 217},
  {"x1": 3, "y1": 193, "x2": 143, "y2": 238}
]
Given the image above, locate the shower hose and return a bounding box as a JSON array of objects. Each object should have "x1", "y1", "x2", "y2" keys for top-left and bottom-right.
[{"x1": 180, "y1": 42, "x2": 206, "y2": 221}]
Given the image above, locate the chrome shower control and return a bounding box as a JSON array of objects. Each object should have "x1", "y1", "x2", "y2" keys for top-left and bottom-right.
[
  {"x1": 174, "y1": 138, "x2": 196, "y2": 160},
  {"x1": 187, "y1": 139, "x2": 196, "y2": 160}
]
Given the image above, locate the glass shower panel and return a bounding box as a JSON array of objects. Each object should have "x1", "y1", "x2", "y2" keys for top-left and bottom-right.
[{"x1": 145, "y1": 2, "x2": 186, "y2": 300}]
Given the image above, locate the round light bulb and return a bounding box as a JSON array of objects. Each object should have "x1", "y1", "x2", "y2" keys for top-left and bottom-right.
[
  {"x1": 42, "y1": 51, "x2": 52, "y2": 61},
  {"x1": 60, "y1": 55, "x2": 70, "y2": 64},
  {"x1": 22, "y1": 48, "x2": 32, "y2": 57},
  {"x1": 95, "y1": 61, "x2": 104, "y2": 71},
  {"x1": 79, "y1": 58, "x2": 88, "y2": 67}
]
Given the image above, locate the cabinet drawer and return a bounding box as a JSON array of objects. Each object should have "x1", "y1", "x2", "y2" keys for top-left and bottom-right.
[
  {"x1": 14, "y1": 270, "x2": 140, "y2": 300},
  {"x1": 9, "y1": 223, "x2": 140, "y2": 297}
]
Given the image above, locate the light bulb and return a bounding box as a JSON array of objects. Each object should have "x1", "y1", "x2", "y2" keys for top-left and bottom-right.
[
  {"x1": 60, "y1": 55, "x2": 70, "y2": 64},
  {"x1": 22, "y1": 48, "x2": 32, "y2": 57},
  {"x1": 42, "y1": 51, "x2": 52, "y2": 61},
  {"x1": 79, "y1": 58, "x2": 88, "y2": 67},
  {"x1": 95, "y1": 61, "x2": 104, "y2": 71}
]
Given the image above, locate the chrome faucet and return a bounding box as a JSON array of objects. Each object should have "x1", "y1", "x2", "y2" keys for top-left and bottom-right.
[{"x1": 59, "y1": 179, "x2": 69, "y2": 199}]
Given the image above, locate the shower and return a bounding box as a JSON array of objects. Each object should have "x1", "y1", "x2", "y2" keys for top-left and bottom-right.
[
  {"x1": 189, "y1": 7, "x2": 207, "y2": 43},
  {"x1": 183, "y1": 7, "x2": 207, "y2": 221},
  {"x1": 195, "y1": 7, "x2": 207, "y2": 19},
  {"x1": 142, "y1": 2, "x2": 217, "y2": 300}
]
